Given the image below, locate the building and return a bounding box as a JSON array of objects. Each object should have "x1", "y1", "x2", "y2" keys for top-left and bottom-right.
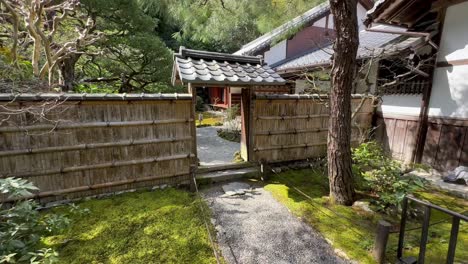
[
  {"x1": 366, "y1": 0, "x2": 468, "y2": 171},
  {"x1": 204, "y1": 0, "x2": 373, "y2": 109}
]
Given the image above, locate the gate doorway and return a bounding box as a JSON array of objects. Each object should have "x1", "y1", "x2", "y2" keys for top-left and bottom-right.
[
  {"x1": 171, "y1": 47, "x2": 286, "y2": 169},
  {"x1": 192, "y1": 86, "x2": 248, "y2": 168}
]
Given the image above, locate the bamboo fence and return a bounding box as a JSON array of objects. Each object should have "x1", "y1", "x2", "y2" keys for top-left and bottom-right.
[
  {"x1": 252, "y1": 94, "x2": 375, "y2": 162},
  {"x1": 0, "y1": 93, "x2": 195, "y2": 203}
]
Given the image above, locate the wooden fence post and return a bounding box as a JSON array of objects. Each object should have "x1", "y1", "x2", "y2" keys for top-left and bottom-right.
[
  {"x1": 189, "y1": 165, "x2": 197, "y2": 192},
  {"x1": 188, "y1": 83, "x2": 198, "y2": 166},
  {"x1": 373, "y1": 220, "x2": 392, "y2": 264}
]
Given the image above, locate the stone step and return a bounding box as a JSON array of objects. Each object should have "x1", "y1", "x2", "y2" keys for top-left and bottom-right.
[
  {"x1": 196, "y1": 167, "x2": 258, "y2": 184},
  {"x1": 197, "y1": 162, "x2": 254, "y2": 174}
]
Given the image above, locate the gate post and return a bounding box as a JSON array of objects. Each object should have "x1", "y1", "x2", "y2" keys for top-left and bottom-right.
[
  {"x1": 240, "y1": 87, "x2": 254, "y2": 162},
  {"x1": 373, "y1": 220, "x2": 392, "y2": 264},
  {"x1": 188, "y1": 83, "x2": 198, "y2": 166}
]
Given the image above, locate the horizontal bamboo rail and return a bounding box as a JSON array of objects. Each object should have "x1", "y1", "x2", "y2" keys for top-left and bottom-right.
[
  {"x1": 256, "y1": 114, "x2": 329, "y2": 120},
  {"x1": 1, "y1": 154, "x2": 195, "y2": 178},
  {"x1": 255, "y1": 125, "x2": 367, "y2": 136},
  {"x1": 255, "y1": 128, "x2": 328, "y2": 135},
  {"x1": 3, "y1": 171, "x2": 190, "y2": 203},
  {"x1": 0, "y1": 93, "x2": 193, "y2": 101},
  {"x1": 254, "y1": 141, "x2": 360, "y2": 151},
  {"x1": 255, "y1": 112, "x2": 371, "y2": 120},
  {"x1": 254, "y1": 94, "x2": 371, "y2": 100},
  {"x1": 0, "y1": 137, "x2": 193, "y2": 157},
  {"x1": 0, "y1": 119, "x2": 193, "y2": 133}
]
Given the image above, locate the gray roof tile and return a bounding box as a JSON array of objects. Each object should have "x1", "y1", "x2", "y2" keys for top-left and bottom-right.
[
  {"x1": 173, "y1": 47, "x2": 286, "y2": 86},
  {"x1": 274, "y1": 25, "x2": 423, "y2": 72}
]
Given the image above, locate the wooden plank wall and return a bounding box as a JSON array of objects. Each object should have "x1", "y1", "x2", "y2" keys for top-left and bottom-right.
[
  {"x1": 421, "y1": 118, "x2": 468, "y2": 171},
  {"x1": 251, "y1": 94, "x2": 375, "y2": 162},
  {"x1": 375, "y1": 114, "x2": 468, "y2": 171},
  {"x1": 0, "y1": 94, "x2": 195, "y2": 203},
  {"x1": 374, "y1": 114, "x2": 420, "y2": 164}
]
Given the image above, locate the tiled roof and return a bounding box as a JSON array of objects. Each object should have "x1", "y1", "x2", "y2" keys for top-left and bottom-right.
[
  {"x1": 364, "y1": 0, "x2": 388, "y2": 26},
  {"x1": 234, "y1": 0, "x2": 375, "y2": 56},
  {"x1": 274, "y1": 25, "x2": 423, "y2": 72},
  {"x1": 173, "y1": 47, "x2": 286, "y2": 86},
  {"x1": 234, "y1": 2, "x2": 330, "y2": 56}
]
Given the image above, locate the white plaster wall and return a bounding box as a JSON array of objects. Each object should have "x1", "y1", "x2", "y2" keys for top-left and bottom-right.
[
  {"x1": 429, "y1": 65, "x2": 468, "y2": 118},
  {"x1": 230, "y1": 87, "x2": 242, "y2": 94},
  {"x1": 428, "y1": 2, "x2": 468, "y2": 119},
  {"x1": 438, "y1": 2, "x2": 468, "y2": 61},
  {"x1": 380, "y1": 95, "x2": 422, "y2": 117},
  {"x1": 264, "y1": 40, "x2": 287, "y2": 65}
]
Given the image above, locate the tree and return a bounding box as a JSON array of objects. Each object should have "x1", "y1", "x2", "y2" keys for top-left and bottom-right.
[
  {"x1": 160, "y1": 0, "x2": 326, "y2": 53},
  {"x1": 327, "y1": 0, "x2": 359, "y2": 205},
  {"x1": 0, "y1": 0, "x2": 101, "y2": 89},
  {"x1": 76, "y1": 0, "x2": 174, "y2": 93}
]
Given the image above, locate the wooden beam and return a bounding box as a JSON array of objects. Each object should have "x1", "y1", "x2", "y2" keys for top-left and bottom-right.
[
  {"x1": 431, "y1": 0, "x2": 468, "y2": 11},
  {"x1": 413, "y1": 8, "x2": 446, "y2": 164},
  {"x1": 188, "y1": 83, "x2": 198, "y2": 166}
]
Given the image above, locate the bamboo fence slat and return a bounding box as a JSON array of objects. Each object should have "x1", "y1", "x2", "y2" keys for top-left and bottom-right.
[
  {"x1": 0, "y1": 96, "x2": 196, "y2": 202},
  {"x1": 251, "y1": 97, "x2": 374, "y2": 162}
]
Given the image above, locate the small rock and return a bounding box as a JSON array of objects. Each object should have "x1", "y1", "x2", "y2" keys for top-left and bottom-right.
[
  {"x1": 352, "y1": 200, "x2": 373, "y2": 213},
  {"x1": 334, "y1": 248, "x2": 349, "y2": 260},
  {"x1": 272, "y1": 168, "x2": 282, "y2": 173},
  {"x1": 222, "y1": 182, "x2": 250, "y2": 196}
]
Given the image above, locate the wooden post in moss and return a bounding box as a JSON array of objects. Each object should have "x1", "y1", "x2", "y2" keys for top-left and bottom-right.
[
  {"x1": 373, "y1": 220, "x2": 392, "y2": 264},
  {"x1": 189, "y1": 165, "x2": 197, "y2": 192}
]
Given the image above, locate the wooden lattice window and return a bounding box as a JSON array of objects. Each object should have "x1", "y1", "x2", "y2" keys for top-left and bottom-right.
[{"x1": 377, "y1": 57, "x2": 432, "y2": 95}]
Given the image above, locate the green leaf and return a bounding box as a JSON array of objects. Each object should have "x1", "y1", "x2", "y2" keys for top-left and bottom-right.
[{"x1": 9, "y1": 239, "x2": 25, "y2": 248}]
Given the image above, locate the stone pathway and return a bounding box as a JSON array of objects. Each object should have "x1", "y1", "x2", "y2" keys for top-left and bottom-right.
[
  {"x1": 409, "y1": 170, "x2": 468, "y2": 200},
  {"x1": 197, "y1": 126, "x2": 239, "y2": 166},
  {"x1": 202, "y1": 182, "x2": 350, "y2": 264}
]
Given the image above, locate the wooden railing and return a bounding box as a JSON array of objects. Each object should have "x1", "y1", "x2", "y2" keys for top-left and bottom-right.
[{"x1": 398, "y1": 196, "x2": 468, "y2": 264}]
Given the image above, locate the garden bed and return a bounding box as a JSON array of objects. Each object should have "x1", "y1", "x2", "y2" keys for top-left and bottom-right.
[
  {"x1": 42, "y1": 189, "x2": 221, "y2": 264},
  {"x1": 196, "y1": 112, "x2": 223, "y2": 128},
  {"x1": 264, "y1": 169, "x2": 468, "y2": 264}
]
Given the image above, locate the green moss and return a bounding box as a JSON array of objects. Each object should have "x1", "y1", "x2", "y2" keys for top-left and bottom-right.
[
  {"x1": 42, "y1": 189, "x2": 221, "y2": 264},
  {"x1": 264, "y1": 169, "x2": 468, "y2": 264}
]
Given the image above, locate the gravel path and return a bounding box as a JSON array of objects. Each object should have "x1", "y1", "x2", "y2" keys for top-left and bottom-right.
[
  {"x1": 203, "y1": 182, "x2": 350, "y2": 264},
  {"x1": 197, "y1": 126, "x2": 239, "y2": 166}
]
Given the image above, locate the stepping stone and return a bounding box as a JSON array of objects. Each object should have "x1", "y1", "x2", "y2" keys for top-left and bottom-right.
[{"x1": 221, "y1": 182, "x2": 250, "y2": 196}]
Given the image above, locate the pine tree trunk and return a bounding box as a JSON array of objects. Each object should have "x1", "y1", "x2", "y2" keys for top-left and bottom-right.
[
  {"x1": 59, "y1": 54, "x2": 80, "y2": 92},
  {"x1": 327, "y1": 0, "x2": 359, "y2": 205}
]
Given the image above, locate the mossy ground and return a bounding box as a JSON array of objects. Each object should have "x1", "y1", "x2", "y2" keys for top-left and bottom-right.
[
  {"x1": 264, "y1": 169, "x2": 467, "y2": 264},
  {"x1": 196, "y1": 112, "x2": 223, "y2": 127},
  {"x1": 42, "y1": 188, "x2": 221, "y2": 264}
]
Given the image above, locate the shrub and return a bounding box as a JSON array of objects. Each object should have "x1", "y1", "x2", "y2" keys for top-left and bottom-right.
[
  {"x1": 195, "y1": 96, "x2": 205, "y2": 112},
  {"x1": 0, "y1": 178, "x2": 77, "y2": 264},
  {"x1": 0, "y1": 48, "x2": 34, "y2": 82},
  {"x1": 225, "y1": 104, "x2": 240, "y2": 121},
  {"x1": 217, "y1": 129, "x2": 240, "y2": 143},
  {"x1": 352, "y1": 142, "x2": 425, "y2": 213}
]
